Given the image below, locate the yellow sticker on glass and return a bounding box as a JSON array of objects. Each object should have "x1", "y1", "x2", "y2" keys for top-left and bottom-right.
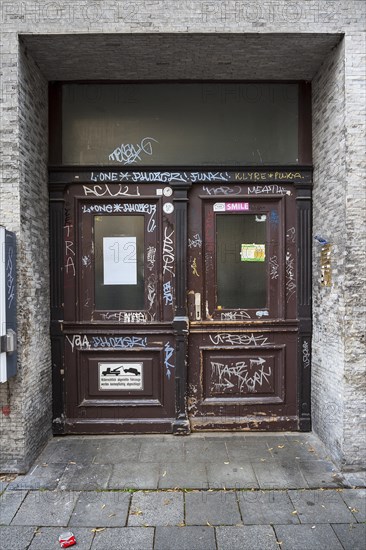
[{"x1": 241, "y1": 244, "x2": 265, "y2": 262}]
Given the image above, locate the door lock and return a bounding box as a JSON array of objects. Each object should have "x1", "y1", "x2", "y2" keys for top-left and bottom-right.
[{"x1": 194, "y1": 292, "x2": 201, "y2": 321}]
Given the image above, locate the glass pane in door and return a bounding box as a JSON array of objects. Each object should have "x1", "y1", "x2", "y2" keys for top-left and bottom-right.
[
  {"x1": 216, "y1": 214, "x2": 267, "y2": 309},
  {"x1": 94, "y1": 215, "x2": 145, "y2": 310}
]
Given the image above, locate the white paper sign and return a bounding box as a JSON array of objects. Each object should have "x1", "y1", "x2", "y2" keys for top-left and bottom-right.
[
  {"x1": 103, "y1": 237, "x2": 137, "y2": 285},
  {"x1": 99, "y1": 362, "x2": 143, "y2": 390}
]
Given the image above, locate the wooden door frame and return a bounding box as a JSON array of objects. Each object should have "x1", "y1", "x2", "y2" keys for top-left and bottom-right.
[{"x1": 49, "y1": 167, "x2": 312, "y2": 434}]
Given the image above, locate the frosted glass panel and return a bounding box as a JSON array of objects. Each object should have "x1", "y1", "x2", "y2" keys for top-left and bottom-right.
[{"x1": 62, "y1": 83, "x2": 299, "y2": 165}]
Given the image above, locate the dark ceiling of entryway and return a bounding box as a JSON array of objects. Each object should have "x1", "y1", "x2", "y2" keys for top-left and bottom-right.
[{"x1": 21, "y1": 33, "x2": 342, "y2": 81}]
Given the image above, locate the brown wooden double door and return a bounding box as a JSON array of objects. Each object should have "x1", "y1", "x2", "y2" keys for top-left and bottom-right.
[{"x1": 51, "y1": 170, "x2": 312, "y2": 434}]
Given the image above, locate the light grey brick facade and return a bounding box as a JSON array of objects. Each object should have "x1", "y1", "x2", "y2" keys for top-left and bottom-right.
[{"x1": 0, "y1": 0, "x2": 365, "y2": 471}]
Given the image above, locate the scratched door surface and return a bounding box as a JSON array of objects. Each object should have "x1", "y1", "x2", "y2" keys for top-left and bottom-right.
[
  {"x1": 187, "y1": 182, "x2": 300, "y2": 431},
  {"x1": 60, "y1": 181, "x2": 177, "y2": 433}
]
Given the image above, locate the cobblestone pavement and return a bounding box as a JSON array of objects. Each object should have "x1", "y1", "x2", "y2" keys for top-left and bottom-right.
[{"x1": 1, "y1": 433, "x2": 365, "y2": 549}]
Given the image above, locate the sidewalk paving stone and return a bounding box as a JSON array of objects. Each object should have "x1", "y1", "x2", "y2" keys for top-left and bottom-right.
[
  {"x1": 340, "y1": 489, "x2": 366, "y2": 522},
  {"x1": 0, "y1": 526, "x2": 37, "y2": 550},
  {"x1": 92, "y1": 439, "x2": 141, "y2": 464},
  {"x1": 69, "y1": 491, "x2": 130, "y2": 527},
  {"x1": 90, "y1": 527, "x2": 154, "y2": 549},
  {"x1": 37, "y1": 438, "x2": 98, "y2": 464},
  {"x1": 28, "y1": 526, "x2": 94, "y2": 549},
  {"x1": 216, "y1": 525, "x2": 278, "y2": 550},
  {"x1": 331, "y1": 523, "x2": 366, "y2": 550},
  {"x1": 108, "y1": 462, "x2": 160, "y2": 489},
  {"x1": 11, "y1": 491, "x2": 80, "y2": 527},
  {"x1": 158, "y1": 462, "x2": 208, "y2": 489},
  {"x1": 34, "y1": 441, "x2": 63, "y2": 464},
  {"x1": 269, "y1": 443, "x2": 321, "y2": 462},
  {"x1": 3, "y1": 432, "x2": 364, "y2": 550},
  {"x1": 284, "y1": 433, "x2": 330, "y2": 458},
  {"x1": 243, "y1": 435, "x2": 287, "y2": 447},
  {"x1": 252, "y1": 461, "x2": 309, "y2": 489},
  {"x1": 225, "y1": 440, "x2": 273, "y2": 461},
  {"x1": 341, "y1": 470, "x2": 366, "y2": 488},
  {"x1": 58, "y1": 463, "x2": 112, "y2": 491},
  {"x1": 139, "y1": 440, "x2": 185, "y2": 463},
  {"x1": 8, "y1": 463, "x2": 67, "y2": 491},
  {"x1": 128, "y1": 491, "x2": 184, "y2": 526},
  {"x1": 288, "y1": 489, "x2": 356, "y2": 523},
  {"x1": 185, "y1": 490, "x2": 241, "y2": 526},
  {"x1": 154, "y1": 526, "x2": 216, "y2": 549},
  {"x1": 274, "y1": 524, "x2": 344, "y2": 549},
  {"x1": 206, "y1": 461, "x2": 258, "y2": 489},
  {"x1": 0, "y1": 481, "x2": 9, "y2": 493},
  {"x1": 238, "y1": 490, "x2": 300, "y2": 525},
  {"x1": 298, "y1": 460, "x2": 343, "y2": 488},
  {"x1": 0, "y1": 490, "x2": 28, "y2": 525},
  {"x1": 184, "y1": 439, "x2": 230, "y2": 463}
]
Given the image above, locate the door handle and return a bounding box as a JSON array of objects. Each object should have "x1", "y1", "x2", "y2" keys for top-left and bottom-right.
[{"x1": 194, "y1": 292, "x2": 201, "y2": 321}]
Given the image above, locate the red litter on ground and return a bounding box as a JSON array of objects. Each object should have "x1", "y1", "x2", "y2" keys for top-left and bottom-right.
[{"x1": 58, "y1": 531, "x2": 76, "y2": 548}]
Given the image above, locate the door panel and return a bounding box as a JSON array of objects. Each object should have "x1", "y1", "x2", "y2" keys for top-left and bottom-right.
[
  {"x1": 62, "y1": 183, "x2": 176, "y2": 433},
  {"x1": 187, "y1": 183, "x2": 299, "y2": 430}
]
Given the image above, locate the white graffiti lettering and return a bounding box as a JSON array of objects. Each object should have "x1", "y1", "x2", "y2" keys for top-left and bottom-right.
[
  {"x1": 84, "y1": 183, "x2": 140, "y2": 197},
  {"x1": 147, "y1": 281, "x2": 156, "y2": 310},
  {"x1": 220, "y1": 310, "x2": 251, "y2": 321},
  {"x1": 109, "y1": 137, "x2": 158, "y2": 165},
  {"x1": 64, "y1": 224, "x2": 75, "y2": 277},
  {"x1": 286, "y1": 227, "x2": 296, "y2": 243},
  {"x1": 247, "y1": 185, "x2": 290, "y2": 195},
  {"x1": 82, "y1": 204, "x2": 113, "y2": 214},
  {"x1": 285, "y1": 252, "x2": 296, "y2": 302},
  {"x1": 91, "y1": 171, "x2": 230, "y2": 184},
  {"x1": 302, "y1": 340, "x2": 310, "y2": 369},
  {"x1": 6, "y1": 247, "x2": 15, "y2": 308},
  {"x1": 209, "y1": 333, "x2": 269, "y2": 346},
  {"x1": 269, "y1": 255, "x2": 279, "y2": 280},
  {"x1": 126, "y1": 172, "x2": 188, "y2": 183},
  {"x1": 66, "y1": 334, "x2": 148, "y2": 352},
  {"x1": 164, "y1": 341, "x2": 175, "y2": 379},
  {"x1": 82, "y1": 202, "x2": 156, "y2": 232},
  {"x1": 188, "y1": 233, "x2": 202, "y2": 248},
  {"x1": 191, "y1": 172, "x2": 229, "y2": 183},
  {"x1": 202, "y1": 185, "x2": 241, "y2": 195},
  {"x1": 163, "y1": 281, "x2": 173, "y2": 306},
  {"x1": 163, "y1": 227, "x2": 175, "y2": 277},
  {"x1": 100, "y1": 311, "x2": 147, "y2": 323},
  {"x1": 66, "y1": 334, "x2": 91, "y2": 352},
  {"x1": 211, "y1": 358, "x2": 272, "y2": 393},
  {"x1": 92, "y1": 336, "x2": 147, "y2": 349},
  {"x1": 147, "y1": 246, "x2": 156, "y2": 271},
  {"x1": 82, "y1": 255, "x2": 91, "y2": 268}
]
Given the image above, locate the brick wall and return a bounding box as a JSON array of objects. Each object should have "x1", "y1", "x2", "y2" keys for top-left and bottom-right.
[
  {"x1": 342, "y1": 31, "x2": 366, "y2": 468},
  {"x1": 312, "y1": 30, "x2": 366, "y2": 467},
  {"x1": 0, "y1": 42, "x2": 50, "y2": 472},
  {"x1": 312, "y1": 39, "x2": 347, "y2": 465}
]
